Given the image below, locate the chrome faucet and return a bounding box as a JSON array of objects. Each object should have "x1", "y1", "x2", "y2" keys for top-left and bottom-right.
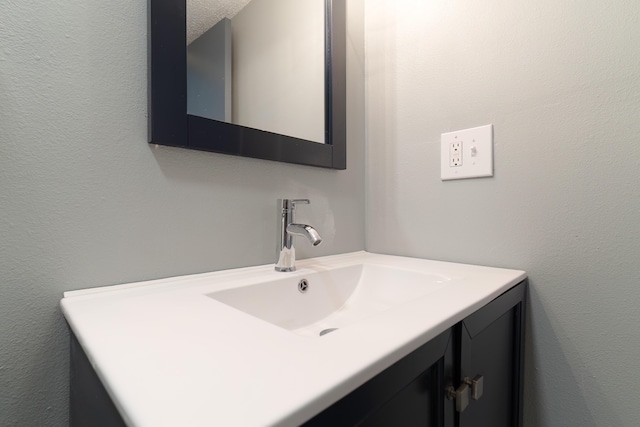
[{"x1": 275, "y1": 199, "x2": 322, "y2": 272}]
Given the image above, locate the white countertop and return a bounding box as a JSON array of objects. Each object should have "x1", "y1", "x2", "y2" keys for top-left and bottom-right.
[{"x1": 60, "y1": 251, "x2": 526, "y2": 427}]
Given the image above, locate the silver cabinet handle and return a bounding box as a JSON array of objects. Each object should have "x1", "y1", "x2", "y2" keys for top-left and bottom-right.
[
  {"x1": 447, "y1": 374, "x2": 483, "y2": 412},
  {"x1": 464, "y1": 375, "x2": 484, "y2": 401},
  {"x1": 446, "y1": 383, "x2": 470, "y2": 412}
]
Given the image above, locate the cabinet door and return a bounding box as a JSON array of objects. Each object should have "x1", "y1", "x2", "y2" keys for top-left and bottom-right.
[
  {"x1": 457, "y1": 282, "x2": 526, "y2": 427},
  {"x1": 303, "y1": 329, "x2": 454, "y2": 427},
  {"x1": 70, "y1": 334, "x2": 127, "y2": 427}
]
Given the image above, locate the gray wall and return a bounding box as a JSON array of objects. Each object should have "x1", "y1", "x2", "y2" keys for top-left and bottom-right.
[
  {"x1": 0, "y1": 0, "x2": 364, "y2": 424},
  {"x1": 365, "y1": 0, "x2": 640, "y2": 425}
]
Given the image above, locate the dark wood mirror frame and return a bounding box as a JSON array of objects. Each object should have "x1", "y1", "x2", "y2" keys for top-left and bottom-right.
[{"x1": 149, "y1": 0, "x2": 346, "y2": 169}]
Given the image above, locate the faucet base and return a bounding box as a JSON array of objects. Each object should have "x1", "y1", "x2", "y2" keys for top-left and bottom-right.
[{"x1": 275, "y1": 245, "x2": 297, "y2": 272}]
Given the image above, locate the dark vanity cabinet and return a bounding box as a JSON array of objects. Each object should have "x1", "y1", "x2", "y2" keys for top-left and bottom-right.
[
  {"x1": 303, "y1": 328, "x2": 454, "y2": 427},
  {"x1": 304, "y1": 281, "x2": 526, "y2": 427},
  {"x1": 69, "y1": 281, "x2": 525, "y2": 427},
  {"x1": 456, "y1": 281, "x2": 526, "y2": 427}
]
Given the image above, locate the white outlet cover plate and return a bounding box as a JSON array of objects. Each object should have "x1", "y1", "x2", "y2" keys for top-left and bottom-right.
[{"x1": 440, "y1": 124, "x2": 494, "y2": 180}]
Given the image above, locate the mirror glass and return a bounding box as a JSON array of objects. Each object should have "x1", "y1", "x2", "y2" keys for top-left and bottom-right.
[{"x1": 187, "y1": 0, "x2": 325, "y2": 144}]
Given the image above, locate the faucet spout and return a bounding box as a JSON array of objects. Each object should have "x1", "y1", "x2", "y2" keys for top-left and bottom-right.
[{"x1": 286, "y1": 224, "x2": 323, "y2": 246}]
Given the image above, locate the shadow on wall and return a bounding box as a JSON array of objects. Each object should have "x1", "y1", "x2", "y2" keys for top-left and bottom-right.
[
  {"x1": 524, "y1": 281, "x2": 623, "y2": 427},
  {"x1": 2, "y1": 305, "x2": 70, "y2": 425}
]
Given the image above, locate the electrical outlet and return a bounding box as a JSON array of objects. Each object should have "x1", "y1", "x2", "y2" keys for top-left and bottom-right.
[
  {"x1": 449, "y1": 142, "x2": 462, "y2": 167},
  {"x1": 441, "y1": 124, "x2": 493, "y2": 180}
]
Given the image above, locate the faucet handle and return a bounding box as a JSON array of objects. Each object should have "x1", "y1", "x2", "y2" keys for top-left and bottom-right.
[{"x1": 278, "y1": 199, "x2": 310, "y2": 213}]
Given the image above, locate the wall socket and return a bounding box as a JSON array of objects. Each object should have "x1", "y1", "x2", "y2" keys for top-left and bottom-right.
[
  {"x1": 449, "y1": 141, "x2": 462, "y2": 167},
  {"x1": 441, "y1": 124, "x2": 493, "y2": 180}
]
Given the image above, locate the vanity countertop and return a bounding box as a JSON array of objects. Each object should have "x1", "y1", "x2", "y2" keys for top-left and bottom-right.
[{"x1": 60, "y1": 251, "x2": 526, "y2": 427}]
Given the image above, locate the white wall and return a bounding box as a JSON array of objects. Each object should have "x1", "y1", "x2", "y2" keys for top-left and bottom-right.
[
  {"x1": 365, "y1": 0, "x2": 640, "y2": 425},
  {"x1": 232, "y1": 0, "x2": 325, "y2": 142},
  {"x1": 0, "y1": 0, "x2": 364, "y2": 424}
]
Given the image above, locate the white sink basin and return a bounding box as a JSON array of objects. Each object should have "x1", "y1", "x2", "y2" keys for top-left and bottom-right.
[{"x1": 208, "y1": 264, "x2": 452, "y2": 337}]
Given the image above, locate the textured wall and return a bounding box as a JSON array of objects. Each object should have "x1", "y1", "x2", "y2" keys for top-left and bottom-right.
[
  {"x1": 0, "y1": 0, "x2": 364, "y2": 424},
  {"x1": 365, "y1": 0, "x2": 640, "y2": 425}
]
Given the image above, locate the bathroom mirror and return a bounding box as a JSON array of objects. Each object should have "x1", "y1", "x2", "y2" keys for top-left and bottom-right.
[{"x1": 149, "y1": 0, "x2": 346, "y2": 169}]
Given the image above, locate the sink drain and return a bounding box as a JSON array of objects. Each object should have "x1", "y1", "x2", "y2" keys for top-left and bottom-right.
[
  {"x1": 298, "y1": 279, "x2": 309, "y2": 293},
  {"x1": 319, "y1": 328, "x2": 339, "y2": 336}
]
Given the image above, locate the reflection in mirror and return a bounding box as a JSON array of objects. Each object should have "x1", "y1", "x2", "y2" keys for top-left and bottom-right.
[{"x1": 187, "y1": 0, "x2": 325, "y2": 143}]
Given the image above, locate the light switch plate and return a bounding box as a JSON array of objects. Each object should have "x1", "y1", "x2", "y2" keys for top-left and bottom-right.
[{"x1": 441, "y1": 124, "x2": 493, "y2": 180}]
